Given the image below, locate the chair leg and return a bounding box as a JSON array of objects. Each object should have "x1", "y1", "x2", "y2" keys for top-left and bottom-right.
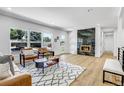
[
  {"x1": 52, "y1": 51, "x2": 54, "y2": 56},
  {"x1": 103, "y1": 71, "x2": 105, "y2": 83},
  {"x1": 20, "y1": 54, "x2": 22, "y2": 65},
  {"x1": 23, "y1": 56, "x2": 25, "y2": 67},
  {"x1": 122, "y1": 76, "x2": 124, "y2": 86},
  {"x1": 42, "y1": 67, "x2": 44, "y2": 74}
]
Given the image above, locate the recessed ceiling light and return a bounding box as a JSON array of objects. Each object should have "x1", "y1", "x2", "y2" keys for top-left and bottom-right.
[
  {"x1": 7, "y1": 7, "x2": 12, "y2": 11},
  {"x1": 51, "y1": 22, "x2": 55, "y2": 25},
  {"x1": 66, "y1": 28, "x2": 74, "y2": 31},
  {"x1": 73, "y1": 27, "x2": 77, "y2": 29},
  {"x1": 97, "y1": 24, "x2": 100, "y2": 26}
]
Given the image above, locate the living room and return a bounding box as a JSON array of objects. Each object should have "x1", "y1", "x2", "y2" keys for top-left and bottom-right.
[{"x1": 0, "y1": 6, "x2": 124, "y2": 87}]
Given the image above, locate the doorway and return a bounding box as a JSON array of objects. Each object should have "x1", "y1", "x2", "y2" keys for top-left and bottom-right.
[{"x1": 103, "y1": 32, "x2": 114, "y2": 54}]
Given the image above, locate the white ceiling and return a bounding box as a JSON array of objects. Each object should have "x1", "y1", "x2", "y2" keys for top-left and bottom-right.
[{"x1": 0, "y1": 7, "x2": 120, "y2": 31}]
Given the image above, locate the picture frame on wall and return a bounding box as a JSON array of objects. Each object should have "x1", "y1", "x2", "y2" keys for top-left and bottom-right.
[
  {"x1": 54, "y1": 38, "x2": 57, "y2": 42},
  {"x1": 57, "y1": 36, "x2": 59, "y2": 40},
  {"x1": 54, "y1": 36, "x2": 59, "y2": 42}
]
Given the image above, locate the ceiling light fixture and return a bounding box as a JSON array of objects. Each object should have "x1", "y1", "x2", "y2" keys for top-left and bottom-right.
[
  {"x1": 88, "y1": 8, "x2": 93, "y2": 12},
  {"x1": 51, "y1": 22, "x2": 55, "y2": 25},
  {"x1": 7, "y1": 7, "x2": 12, "y2": 11},
  {"x1": 73, "y1": 27, "x2": 76, "y2": 28}
]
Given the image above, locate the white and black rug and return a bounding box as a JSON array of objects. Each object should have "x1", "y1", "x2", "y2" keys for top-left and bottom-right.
[{"x1": 19, "y1": 61, "x2": 86, "y2": 86}]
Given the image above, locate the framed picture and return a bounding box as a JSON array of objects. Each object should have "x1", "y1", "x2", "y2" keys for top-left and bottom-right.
[
  {"x1": 57, "y1": 36, "x2": 59, "y2": 40},
  {"x1": 54, "y1": 38, "x2": 57, "y2": 42}
]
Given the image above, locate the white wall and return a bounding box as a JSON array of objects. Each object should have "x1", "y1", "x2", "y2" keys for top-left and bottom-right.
[
  {"x1": 0, "y1": 14, "x2": 69, "y2": 55},
  {"x1": 101, "y1": 31, "x2": 104, "y2": 55},
  {"x1": 115, "y1": 9, "x2": 124, "y2": 57},
  {"x1": 116, "y1": 29, "x2": 124, "y2": 48},
  {"x1": 68, "y1": 30, "x2": 77, "y2": 54},
  {"x1": 113, "y1": 31, "x2": 117, "y2": 56},
  {"x1": 95, "y1": 24, "x2": 102, "y2": 57}
]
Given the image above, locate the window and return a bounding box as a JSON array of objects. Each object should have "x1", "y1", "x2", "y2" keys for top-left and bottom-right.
[
  {"x1": 10, "y1": 28, "x2": 27, "y2": 51},
  {"x1": 30, "y1": 31, "x2": 41, "y2": 48},
  {"x1": 43, "y1": 32, "x2": 52, "y2": 50},
  {"x1": 10, "y1": 29, "x2": 53, "y2": 51}
]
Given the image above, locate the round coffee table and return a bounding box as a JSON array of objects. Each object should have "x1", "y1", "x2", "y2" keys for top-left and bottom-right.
[
  {"x1": 34, "y1": 58, "x2": 48, "y2": 73},
  {"x1": 34, "y1": 57, "x2": 60, "y2": 73}
]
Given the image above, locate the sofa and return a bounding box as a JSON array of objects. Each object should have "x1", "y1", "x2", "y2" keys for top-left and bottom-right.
[{"x1": 0, "y1": 54, "x2": 32, "y2": 86}]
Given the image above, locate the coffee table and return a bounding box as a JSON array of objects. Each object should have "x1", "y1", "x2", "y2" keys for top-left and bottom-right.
[
  {"x1": 34, "y1": 58, "x2": 48, "y2": 73},
  {"x1": 34, "y1": 57, "x2": 59, "y2": 73}
]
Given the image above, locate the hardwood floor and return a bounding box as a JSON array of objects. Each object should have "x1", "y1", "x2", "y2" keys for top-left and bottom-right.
[{"x1": 60, "y1": 52, "x2": 120, "y2": 86}]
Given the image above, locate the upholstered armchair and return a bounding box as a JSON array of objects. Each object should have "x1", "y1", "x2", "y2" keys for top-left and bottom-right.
[
  {"x1": 0, "y1": 72, "x2": 32, "y2": 86},
  {"x1": 38, "y1": 48, "x2": 54, "y2": 58},
  {"x1": 0, "y1": 53, "x2": 32, "y2": 86},
  {"x1": 20, "y1": 48, "x2": 38, "y2": 67}
]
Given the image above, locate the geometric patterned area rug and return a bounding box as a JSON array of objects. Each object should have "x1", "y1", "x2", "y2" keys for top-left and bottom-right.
[{"x1": 19, "y1": 61, "x2": 86, "y2": 86}]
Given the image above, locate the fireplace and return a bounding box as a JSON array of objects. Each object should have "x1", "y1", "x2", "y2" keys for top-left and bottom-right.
[
  {"x1": 77, "y1": 28, "x2": 95, "y2": 56},
  {"x1": 80, "y1": 45, "x2": 91, "y2": 53}
]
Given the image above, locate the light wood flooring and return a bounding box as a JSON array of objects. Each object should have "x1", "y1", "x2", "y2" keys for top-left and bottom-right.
[{"x1": 60, "y1": 52, "x2": 121, "y2": 86}]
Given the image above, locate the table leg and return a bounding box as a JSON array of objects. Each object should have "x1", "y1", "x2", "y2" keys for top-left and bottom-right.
[
  {"x1": 122, "y1": 76, "x2": 124, "y2": 86},
  {"x1": 42, "y1": 67, "x2": 44, "y2": 73}
]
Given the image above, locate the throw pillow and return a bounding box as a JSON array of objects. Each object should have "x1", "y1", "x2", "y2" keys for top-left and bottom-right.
[
  {"x1": 0, "y1": 62, "x2": 12, "y2": 80},
  {"x1": 0, "y1": 55, "x2": 15, "y2": 80}
]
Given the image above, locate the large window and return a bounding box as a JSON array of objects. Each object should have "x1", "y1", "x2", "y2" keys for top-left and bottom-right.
[
  {"x1": 10, "y1": 28, "x2": 53, "y2": 52},
  {"x1": 43, "y1": 32, "x2": 52, "y2": 50},
  {"x1": 10, "y1": 28, "x2": 27, "y2": 41},
  {"x1": 10, "y1": 28, "x2": 27, "y2": 51},
  {"x1": 30, "y1": 31, "x2": 41, "y2": 48}
]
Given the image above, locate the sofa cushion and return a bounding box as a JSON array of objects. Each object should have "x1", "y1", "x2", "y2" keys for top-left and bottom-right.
[
  {"x1": 12, "y1": 62, "x2": 21, "y2": 74},
  {"x1": 0, "y1": 63, "x2": 13, "y2": 80},
  {"x1": 22, "y1": 50, "x2": 35, "y2": 56},
  {"x1": 103, "y1": 59, "x2": 124, "y2": 75},
  {"x1": 0, "y1": 55, "x2": 15, "y2": 80}
]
